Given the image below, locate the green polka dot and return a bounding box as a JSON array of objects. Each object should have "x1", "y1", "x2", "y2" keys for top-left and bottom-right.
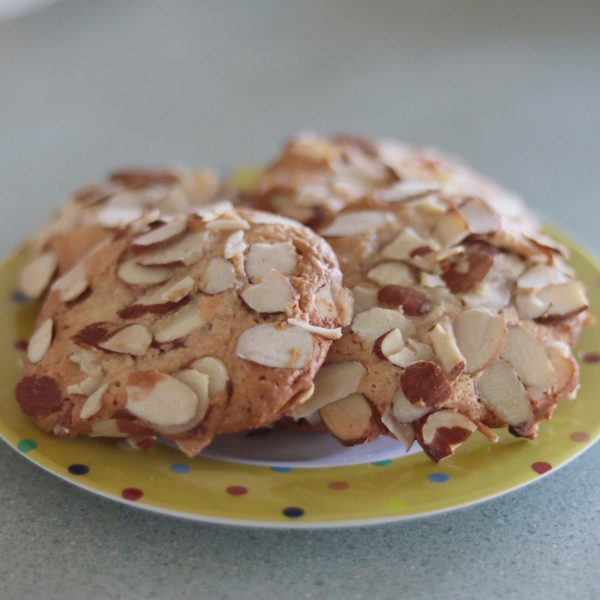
[
  {"x1": 385, "y1": 499, "x2": 408, "y2": 511},
  {"x1": 17, "y1": 439, "x2": 37, "y2": 453},
  {"x1": 372, "y1": 459, "x2": 392, "y2": 467},
  {"x1": 471, "y1": 444, "x2": 491, "y2": 455}
]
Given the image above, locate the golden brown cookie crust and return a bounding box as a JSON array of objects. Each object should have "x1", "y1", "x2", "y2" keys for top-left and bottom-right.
[
  {"x1": 255, "y1": 134, "x2": 590, "y2": 461},
  {"x1": 17, "y1": 206, "x2": 350, "y2": 456}
]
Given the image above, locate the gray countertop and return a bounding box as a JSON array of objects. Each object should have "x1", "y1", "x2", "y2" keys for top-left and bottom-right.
[{"x1": 1, "y1": 1, "x2": 600, "y2": 598}]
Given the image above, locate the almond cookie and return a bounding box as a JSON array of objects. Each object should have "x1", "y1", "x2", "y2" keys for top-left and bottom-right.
[
  {"x1": 16, "y1": 205, "x2": 350, "y2": 456},
  {"x1": 18, "y1": 167, "x2": 234, "y2": 300},
  {"x1": 255, "y1": 133, "x2": 590, "y2": 462}
]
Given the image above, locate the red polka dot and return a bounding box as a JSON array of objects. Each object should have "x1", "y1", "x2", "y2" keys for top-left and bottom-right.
[
  {"x1": 122, "y1": 488, "x2": 143, "y2": 501},
  {"x1": 13, "y1": 340, "x2": 28, "y2": 351},
  {"x1": 582, "y1": 352, "x2": 600, "y2": 364},
  {"x1": 328, "y1": 481, "x2": 349, "y2": 491},
  {"x1": 570, "y1": 432, "x2": 590, "y2": 443},
  {"x1": 226, "y1": 486, "x2": 248, "y2": 496},
  {"x1": 531, "y1": 462, "x2": 552, "y2": 475}
]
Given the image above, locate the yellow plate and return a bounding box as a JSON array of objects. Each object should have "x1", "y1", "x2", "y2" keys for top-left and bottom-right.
[{"x1": 1, "y1": 233, "x2": 600, "y2": 528}]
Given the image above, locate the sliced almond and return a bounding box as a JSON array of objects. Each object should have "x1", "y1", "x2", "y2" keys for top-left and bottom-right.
[
  {"x1": 292, "y1": 383, "x2": 315, "y2": 407},
  {"x1": 190, "y1": 357, "x2": 230, "y2": 397},
  {"x1": 351, "y1": 286, "x2": 379, "y2": 314},
  {"x1": 157, "y1": 184, "x2": 190, "y2": 213},
  {"x1": 19, "y1": 251, "x2": 58, "y2": 299},
  {"x1": 88, "y1": 419, "x2": 127, "y2": 437},
  {"x1": 544, "y1": 341, "x2": 571, "y2": 358},
  {"x1": 224, "y1": 230, "x2": 247, "y2": 260},
  {"x1": 67, "y1": 369, "x2": 104, "y2": 396},
  {"x1": 421, "y1": 273, "x2": 446, "y2": 288},
  {"x1": 550, "y1": 354, "x2": 579, "y2": 398},
  {"x1": 535, "y1": 282, "x2": 588, "y2": 322},
  {"x1": 292, "y1": 136, "x2": 343, "y2": 162},
  {"x1": 351, "y1": 307, "x2": 413, "y2": 343},
  {"x1": 160, "y1": 277, "x2": 195, "y2": 303},
  {"x1": 499, "y1": 325, "x2": 556, "y2": 392},
  {"x1": 98, "y1": 324, "x2": 152, "y2": 355},
  {"x1": 400, "y1": 361, "x2": 452, "y2": 408},
  {"x1": 373, "y1": 328, "x2": 404, "y2": 360},
  {"x1": 295, "y1": 183, "x2": 333, "y2": 206},
  {"x1": 462, "y1": 279, "x2": 512, "y2": 312},
  {"x1": 119, "y1": 278, "x2": 194, "y2": 319},
  {"x1": 433, "y1": 208, "x2": 470, "y2": 248},
  {"x1": 314, "y1": 285, "x2": 338, "y2": 319},
  {"x1": 320, "y1": 211, "x2": 394, "y2": 237},
  {"x1": 241, "y1": 270, "x2": 295, "y2": 314},
  {"x1": 205, "y1": 218, "x2": 250, "y2": 231},
  {"x1": 392, "y1": 385, "x2": 431, "y2": 424},
  {"x1": 381, "y1": 408, "x2": 415, "y2": 450},
  {"x1": 267, "y1": 195, "x2": 313, "y2": 223},
  {"x1": 200, "y1": 258, "x2": 235, "y2": 294},
  {"x1": 154, "y1": 298, "x2": 205, "y2": 342},
  {"x1": 137, "y1": 277, "x2": 194, "y2": 306},
  {"x1": 366, "y1": 262, "x2": 415, "y2": 287},
  {"x1": 386, "y1": 346, "x2": 416, "y2": 368},
  {"x1": 517, "y1": 265, "x2": 569, "y2": 289},
  {"x1": 428, "y1": 323, "x2": 466, "y2": 377},
  {"x1": 515, "y1": 291, "x2": 550, "y2": 320},
  {"x1": 454, "y1": 308, "x2": 507, "y2": 374},
  {"x1": 377, "y1": 285, "x2": 432, "y2": 316},
  {"x1": 130, "y1": 220, "x2": 187, "y2": 249},
  {"x1": 441, "y1": 242, "x2": 497, "y2": 294},
  {"x1": 50, "y1": 261, "x2": 89, "y2": 302},
  {"x1": 380, "y1": 227, "x2": 431, "y2": 261},
  {"x1": 247, "y1": 212, "x2": 304, "y2": 228},
  {"x1": 419, "y1": 410, "x2": 478, "y2": 462},
  {"x1": 477, "y1": 359, "x2": 532, "y2": 428},
  {"x1": 319, "y1": 393, "x2": 380, "y2": 444},
  {"x1": 458, "y1": 197, "x2": 501, "y2": 234},
  {"x1": 137, "y1": 231, "x2": 209, "y2": 266},
  {"x1": 291, "y1": 361, "x2": 366, "y2": 418},
  {"x1": 379, "y1": 179, "x2": 439, "y2": 202},
  {"x1": 69, "y1": 349, "x2": 101, "y2": 374},
  {"x1": 173, "y1": 370, "x2": 210, "y2": 423},
  {"x1": 193, "y1": 200, "x2": 234, "y2": 221},
  {"x1": 386, "y1": 338, "x2": 435, "y2": 368},
  {"x1": 235, "y1": 323, "x2": 313, "y2": 369},
  {"x1": 117, "y1": 258, "x2": 174, "y2": 285},
  {"x1": 527, "y1": 233, "x2": 569, "y2": 259},
  {"x1": 287, "y1": 318, "x2": 342, "y2": 340},
  {"x1": 74, "y1": 181, "x2": 121, "y2": 205},
  {"x1": 96, "y1": 206, "x2": 144, "y2": 228},
  {"x1": 109, "y1": 168, "x2": 179, "y2": 189},
  {"x1": 27, "y1": 318, "x2": 53, "y2": 364},
  {"x1": 245, "y1": 242, "x2": 297, "y2": 282},
  {"x1": 330, "y1": 283, "x2": 353, "y2": 326},
  {"x1": 79, "y1": 383, "x2": 109, "y2": 419},
  {"x1": 126, "y1": 372, "x2": 198, "y2": 426}
]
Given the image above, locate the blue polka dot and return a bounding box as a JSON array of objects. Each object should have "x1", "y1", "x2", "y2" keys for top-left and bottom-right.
[
  {"x1": 283, "y1": 507, "x2": 304, "y2": 518},
  {"x1": 170, "y1": 463, "x2": 191, "y2": 474},
  {"x1": 271, "y1": 466, "x2": 292, "y2": 472},
  {"x1": 68, "y1": 464, "x2": 89, "y2": 475},
  {"x1": 428, "y1": 472, "x2": 450, "y2": 483},
  {"x1": 11, "y1": 291, "x2": 29, "y2": 304},
  {"x1": 372, "y1": 459, "x2": 392, "y2": 467}
]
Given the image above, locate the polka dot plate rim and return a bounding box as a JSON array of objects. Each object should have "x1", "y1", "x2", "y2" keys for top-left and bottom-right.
[{"x1": 2, "y1": 230, "x2": 600, "y2": 529}]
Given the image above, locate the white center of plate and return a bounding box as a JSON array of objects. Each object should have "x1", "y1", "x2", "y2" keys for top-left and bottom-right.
[{"x1": 198, "y1": 430, "x2": 423, "y2": 468}]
